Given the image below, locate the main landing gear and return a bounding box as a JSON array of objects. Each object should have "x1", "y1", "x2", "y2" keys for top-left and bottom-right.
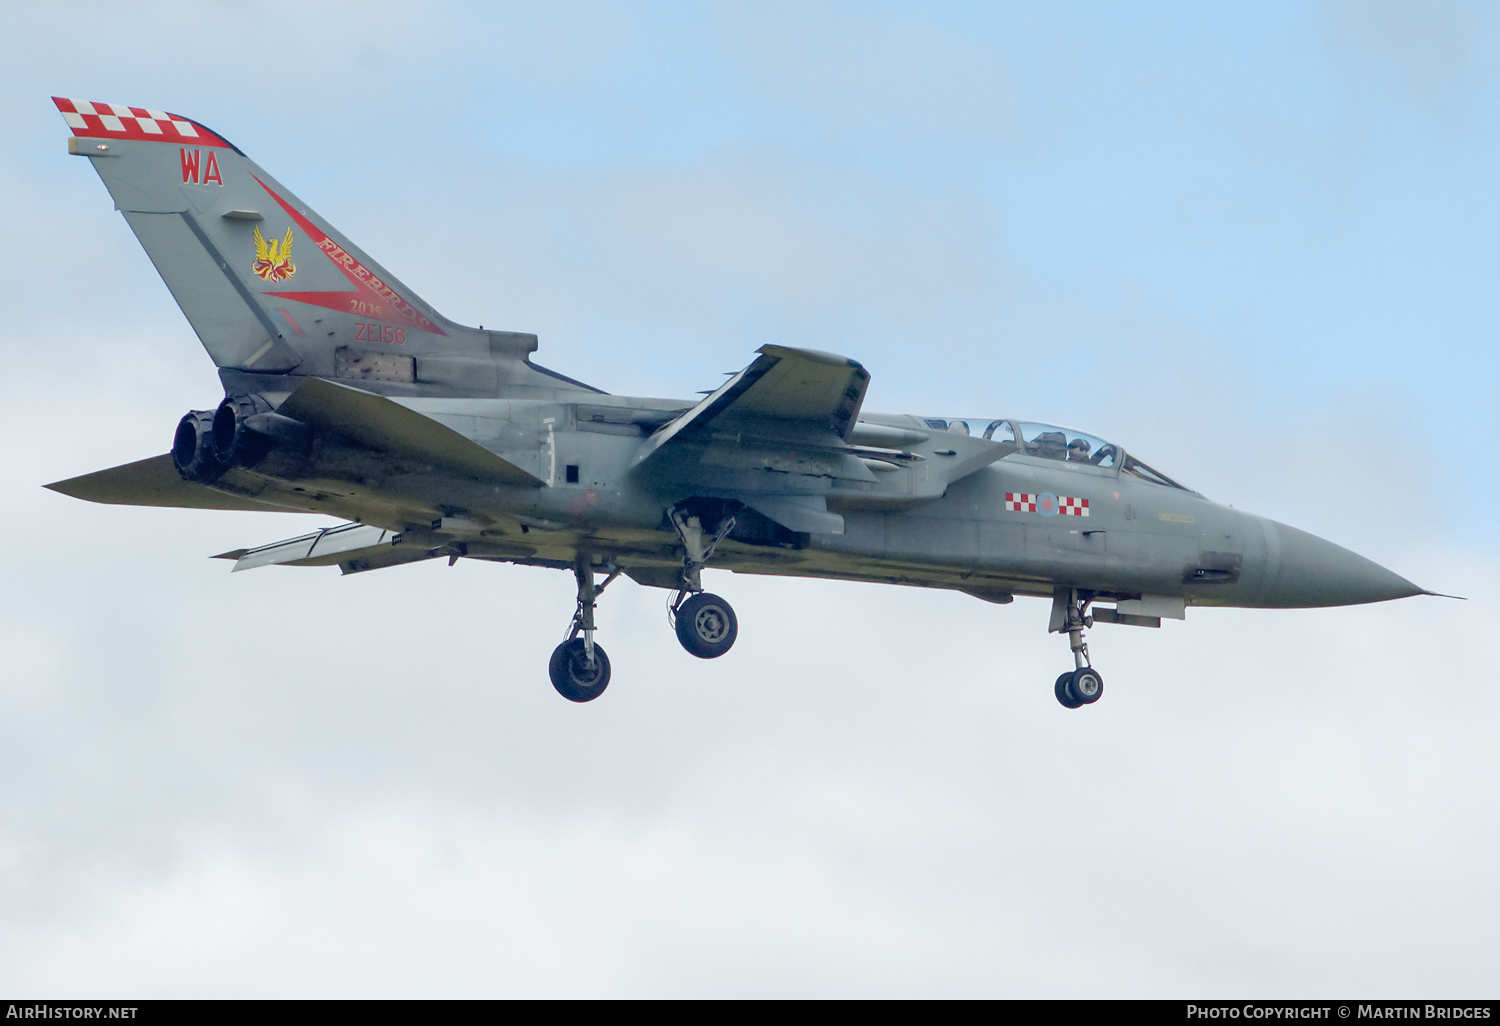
[
  {"x1": 1051, "y1": 587, "x2": 1104, "y2": 709},
  {"x1": 667, "y1": 505, "x2": 739, "y2": 660},
  {"x1": 546, "y1": 505, "x2": 743, "y2": 702},
  {"x1": 548, "y1": 560, "x2": 621, "y2": 703}
]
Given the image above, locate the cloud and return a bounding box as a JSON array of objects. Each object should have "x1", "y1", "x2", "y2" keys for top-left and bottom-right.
[
  {"x1": 1, "y1": 344, "x2": 1491, "y2": 994},
  {"x1": 1323, "y1": 0, "x2": 1496, "y2": 117}
]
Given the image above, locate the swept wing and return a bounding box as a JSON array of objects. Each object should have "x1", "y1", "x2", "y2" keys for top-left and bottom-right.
[
  {"x1": 276, "y1": 377, "x2": 543, "y2": 486},
  {"x1": 634, "y1": 345, "x2": 1013, "y2": 533},
  {"x1": 46, "y1": 454, "x2": 309, "y2": 513}
]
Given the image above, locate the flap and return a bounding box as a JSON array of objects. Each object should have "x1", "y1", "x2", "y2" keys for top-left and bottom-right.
[
  {"x1": 46, "y1": 454, "x2": 308, "y2": 513},
  {"x1": 277, "y1": 377, "x2": 543, "y2": 486}
]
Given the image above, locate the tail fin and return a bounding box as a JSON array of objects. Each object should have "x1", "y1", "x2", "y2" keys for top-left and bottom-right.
[{"x1": 54, "y1": 98, "x2": 576, "y2": 396}]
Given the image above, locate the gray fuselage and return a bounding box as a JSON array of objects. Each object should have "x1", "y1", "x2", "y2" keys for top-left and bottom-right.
[{"x1": 207, "y1": 390, "x2": 1421, "y2": 614}]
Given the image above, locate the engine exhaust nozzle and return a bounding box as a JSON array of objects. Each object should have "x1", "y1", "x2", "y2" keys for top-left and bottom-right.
[
  {"x1": 212, "y1": 394, "x2": 275, "y2": 468},
  {"x1": 172, "y1": 409, "x2": 226, "y2": 484}
]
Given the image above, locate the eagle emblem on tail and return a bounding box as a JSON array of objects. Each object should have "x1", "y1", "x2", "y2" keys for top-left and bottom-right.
[{"x1": 251, "y1": 226, "x2": 296, "y2": 282}]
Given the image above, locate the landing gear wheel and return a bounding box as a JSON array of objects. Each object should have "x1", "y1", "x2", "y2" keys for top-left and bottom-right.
[
  {"x1": 1068, "y1": 667, "x2": 1104, "y2": 705},
  {"x1": 548, "y1": 638, "x2": 611, "y2": 703},
  {"x1": 674, "y1": 592, "x2": 738, "y2": 659},
  {"x1": 1055, "y1": 672, "x2": 1083, "y2": 709}
]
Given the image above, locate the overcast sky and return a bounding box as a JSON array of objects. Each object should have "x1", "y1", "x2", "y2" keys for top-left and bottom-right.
[{"x1": 1, "y1": 0, "x2": 1496, "y2": 998}]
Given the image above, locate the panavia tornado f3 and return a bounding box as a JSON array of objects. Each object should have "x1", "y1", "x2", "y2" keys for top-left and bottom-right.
[{"x1": 46, "y1": 97, "x2": 1435, "y2": 708}]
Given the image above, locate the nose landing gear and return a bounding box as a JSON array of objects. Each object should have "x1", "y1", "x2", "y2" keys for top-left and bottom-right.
[
  {"x1": 1051, "y1": 588, "x2": 1104, "y2": 709},
  {"x1": 548, "y1": 560, "x2": 621, "y2": 703},
  {"x1": 1055, "y1": 666, "x2": 1104, "y2": 708}
]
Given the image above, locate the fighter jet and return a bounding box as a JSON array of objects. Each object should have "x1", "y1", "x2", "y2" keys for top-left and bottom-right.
[{"x1": 45, "y1": 98, "x2": 1433, "y2": 708}]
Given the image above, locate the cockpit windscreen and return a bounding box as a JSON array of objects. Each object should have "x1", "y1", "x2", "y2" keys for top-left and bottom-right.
[
  {"x1": 920, "y1": 416, "x2": 1191, "y2": 490},
  {"x1": 1121, "y1": 454, "x2": 1188, "y2": 490},
  {"x1": 1013, "y1": 422, "x2": 1117, "y2": 467}
]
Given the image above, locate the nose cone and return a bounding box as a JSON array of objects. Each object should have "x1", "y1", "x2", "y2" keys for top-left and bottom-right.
[{"x1": 1259, "y1": 521, "x2": 1424, "y2": 608}]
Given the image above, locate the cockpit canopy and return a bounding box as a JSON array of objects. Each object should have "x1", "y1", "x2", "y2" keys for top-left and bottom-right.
[{"x1": 920, "y1": 417, "x2": 1190, "y2": 491}]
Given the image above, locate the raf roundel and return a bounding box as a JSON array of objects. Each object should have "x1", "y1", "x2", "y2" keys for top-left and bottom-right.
[{"x1": 1007, "y1": 492, "x2": 1089, "y2": 517}]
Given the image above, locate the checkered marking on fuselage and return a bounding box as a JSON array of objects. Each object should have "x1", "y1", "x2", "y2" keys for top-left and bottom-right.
[
  {"x1": 52, "y1": 98, "x2": 231, "y2": 148},
  {"x1": 1006, "y1": 492, "x2": 1089, "y2": 515}
]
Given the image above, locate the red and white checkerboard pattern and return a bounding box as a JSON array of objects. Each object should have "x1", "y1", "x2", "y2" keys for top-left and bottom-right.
[
  {"x1": 52, "y1": 97, "x2": 231, "y2": 148},
  {"x1": 1006, "y1": 492, "x2": 1090, "y2": 515}
]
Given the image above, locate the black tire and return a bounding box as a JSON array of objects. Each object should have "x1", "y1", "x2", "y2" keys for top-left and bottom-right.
[
  {"x1": 1067, "y1": 667, "x2": 1104, "y2": 705},
  {"x1": 1055, "y1": 672, "x2": 1083, "y2": 709},
  {"x1": 674, "y1": 592, "x2": 738, "y2": 659},
  {"x1": 548, "y1": 639, "x2": 611, "y2": 702}
]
